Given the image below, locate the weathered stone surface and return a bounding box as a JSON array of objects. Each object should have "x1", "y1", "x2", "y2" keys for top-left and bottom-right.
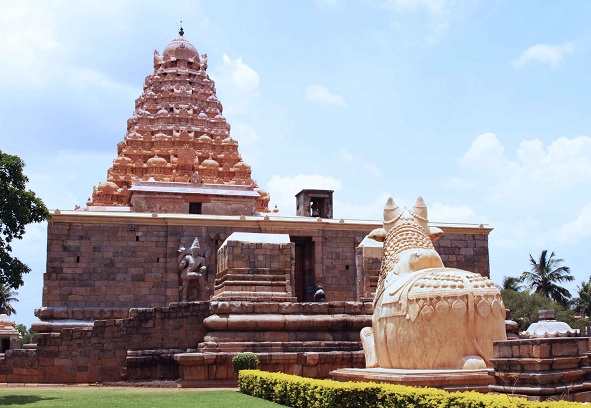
[
  {"x1": 364, "y1": 197, "x2": 505, "y2": 370},
  {"x1": 491, "y1": 337, "x2": 591, "y2": 402}
]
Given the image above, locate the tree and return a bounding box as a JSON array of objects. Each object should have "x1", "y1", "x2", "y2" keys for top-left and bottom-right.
[
  {"x1": 0, "y1": 282, "x2": 18, "y2": 315},
  {"x1": 16, "y1": 324, "x2": 37, "y2": 344},
  {"x1": 572, "y1": 277, "x2": 591, "y2": 317},
  {"x1": 0, "y1": 150, "x2": 50, "y2": 289},
  {"x1": 502, "y1": 275, "x2": 524, "y2": 292},
  {"x1": 520, "y1": 250, "x2": 574, "y2": 307},
  {"x1": 501, "y1": 289, "x2": 585, "y2": 332}
]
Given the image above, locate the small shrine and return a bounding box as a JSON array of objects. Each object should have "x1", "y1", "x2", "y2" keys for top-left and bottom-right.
[
  {"x1": 87, "y1": 27, "x2": 270, "y2": 215},
  {"x1": 0, "y1": 314, "x2": 21, "y2": 353}
]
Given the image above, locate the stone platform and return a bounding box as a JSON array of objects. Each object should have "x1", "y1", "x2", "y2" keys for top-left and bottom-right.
[
  {"x1": 330, "y1": 367, "x2": 495, "y2": 392},
  {"x1": 490, "y1": 337, "x2": 591, "y2": 402},
  {"x1": 175, "y1": 351, "x2": 365, "y2": 387}
]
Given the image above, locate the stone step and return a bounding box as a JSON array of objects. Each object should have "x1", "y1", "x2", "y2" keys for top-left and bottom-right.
[
  {"x1": 197, "y1": 340, "x2": 362, "y2": 353},
  {"x1": 491, "y1": 356, "x2": 587, "y2": 371},
  {"x1": 493, "y1": 368, "x2": 590, "y2": 386},
  {"x1": 204, "y1": 330, "x2": 361, "y2": 343}
]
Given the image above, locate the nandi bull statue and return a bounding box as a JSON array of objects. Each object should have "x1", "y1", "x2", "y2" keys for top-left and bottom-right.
[{"x1": 361, "y1": 197, "x2": 506, "y2": 370}]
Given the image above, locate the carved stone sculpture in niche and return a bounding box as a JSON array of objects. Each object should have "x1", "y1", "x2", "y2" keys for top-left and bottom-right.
[
  {"x1": 361, "y1": 197, "x2": 506, "y2": 370},
  {"x1": 177, "y1": 238, "x2": 210, "y2": 301}
]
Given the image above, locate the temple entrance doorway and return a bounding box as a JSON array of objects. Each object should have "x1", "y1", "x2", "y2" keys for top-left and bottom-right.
[{"x1": 292, "y1": 237, "x2": 315, "y2": 302}]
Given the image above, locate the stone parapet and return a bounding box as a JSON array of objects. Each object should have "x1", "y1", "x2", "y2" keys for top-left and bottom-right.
[
  {"x1": 175, "y1": 350, "x2": 366, "y2": 387},
  {"x1": 0, "y1": 302, "x2": 209, "y2": 384},
  {"x1": 35, "y1": 307, "x2": 130, "y2": 322},
  {"x1": 490, "y1": 337, "x2": 591, "y2": 402}
]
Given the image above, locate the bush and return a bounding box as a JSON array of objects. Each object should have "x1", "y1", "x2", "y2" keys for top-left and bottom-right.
[
  {"x1": 502, "y1": 290, "x2": 582, "y2": 331},
  {"x1": 238, "y1": 369, "x2": 584, "y2": 408},
  {"x1": 232, "y1": 352, "x2": 260, "y2": 374}
]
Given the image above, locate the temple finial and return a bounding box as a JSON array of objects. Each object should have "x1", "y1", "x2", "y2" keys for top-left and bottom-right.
[{"x1": 179, "y1": 20, "x2": 184, "y2": 37}]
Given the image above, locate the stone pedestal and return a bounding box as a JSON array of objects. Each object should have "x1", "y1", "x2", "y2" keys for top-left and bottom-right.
[
  {"x1": 199, "y1": 301, "x2": 371, "y2": 353},
  {"x1": 174, "y1": 300, "x2": 372, "y2": 386},
  {"x1": 175, "y1": 350, "x2": 365, "y2": 387},
  {"x1": 330, "y1": 367, "x2": 495, "y2": 392},
  {"x1": 490, "y1": 337, "x2": 591, "y2": 402},
  {"x1": 214, "y1": 232, "x2": 296, "y2": 302}
]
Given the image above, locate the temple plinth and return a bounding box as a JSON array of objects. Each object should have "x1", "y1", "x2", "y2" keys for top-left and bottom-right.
[{"x1": 87, "y1": 31, "x2": 269, "y2": 215}]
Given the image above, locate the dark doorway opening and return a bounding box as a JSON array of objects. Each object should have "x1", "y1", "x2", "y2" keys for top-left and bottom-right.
[
  {"x1": 189, "y1": 202, "x2": 202, "y2": 214},
  {"x1": 1, "y1": 338, "x2": 10, "y2": 353},
  {"x1": 292, "y1": 237, "x2": 315, "y2": 302}
]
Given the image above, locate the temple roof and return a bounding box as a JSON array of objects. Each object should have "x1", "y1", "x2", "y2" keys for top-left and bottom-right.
[
  {"x1": 163, "y1": 34, "x2": 199, "y2": 62},
  {"x1": 87, "y1": 31, "x2": 270, "y2": 214}
]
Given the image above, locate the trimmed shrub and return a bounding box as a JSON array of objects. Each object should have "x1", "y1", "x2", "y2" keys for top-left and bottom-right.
[
  {"x1": 238, "y1": 370, "x2": 584, "y2": 408},
  {"x1": 232, "y1": 353, "x2": 260, "y2": 374}
]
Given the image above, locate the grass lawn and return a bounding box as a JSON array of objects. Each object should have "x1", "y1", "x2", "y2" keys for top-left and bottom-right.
[{"x1": 0, "y1": 388, "x2": 285, "y2": 407}]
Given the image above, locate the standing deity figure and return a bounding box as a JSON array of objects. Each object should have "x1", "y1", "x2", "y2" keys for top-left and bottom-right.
[
  {"x1": 178, "y1": 238, "x2": 210, "y2": 302},
  {"x1": 361, "y1": 197, "x2": 506, "y2": 370}
]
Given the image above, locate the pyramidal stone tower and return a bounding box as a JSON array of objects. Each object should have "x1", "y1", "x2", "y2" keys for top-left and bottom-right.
[{"x1": 87, "y1": 28, "x2": 270, "y2": 215}]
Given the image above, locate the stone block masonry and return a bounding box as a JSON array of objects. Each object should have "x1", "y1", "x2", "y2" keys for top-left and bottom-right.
[
  {"x1": 4, "y1": 211, "x2": 494, "y2": 385},
  {"x1": 41, "y1": 212, "x2": 492, "y2": 321},
  {"x1": 491, "y1": 337, "x2": 591, "y2": 402},
  {"x1": 214, "y1": 232, "x2": 296, "y2": 302},
  {"x1": 0, "y1": 302, "x2": 209, "y2": 384}
]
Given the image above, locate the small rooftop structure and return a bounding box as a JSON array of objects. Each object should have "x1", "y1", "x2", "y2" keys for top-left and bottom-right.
[{"x1": 296, "y1": 189, "x2": 333, "y2": 219}]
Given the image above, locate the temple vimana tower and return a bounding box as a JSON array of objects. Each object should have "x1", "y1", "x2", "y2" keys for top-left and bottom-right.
[
  {"x1": 87, "y1": 27, "x2": 270, "y2": 215},
  {"x1": 0, "y1": 29, "x2": 494, "y2": 386}
]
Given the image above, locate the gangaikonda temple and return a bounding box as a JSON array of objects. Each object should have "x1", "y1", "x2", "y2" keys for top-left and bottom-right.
[{"x1": 0, "y1": 30, "x2": 495, "y2": 386}]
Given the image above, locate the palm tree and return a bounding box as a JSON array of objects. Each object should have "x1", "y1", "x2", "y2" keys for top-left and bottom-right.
[
  {"x1": 572, "y1": 278, "x2": 591, "y2": 317},
  {"x1": 521, "y1": 250, "x2": 574, "y2": 307},
  {"x1": 0, "y1": 283, "x2": 18, "y2": 315},
  {"x1": 502, "y1": 276, "x2": 524, "y2": 292}
]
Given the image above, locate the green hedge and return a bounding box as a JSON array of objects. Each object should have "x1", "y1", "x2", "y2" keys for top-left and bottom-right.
[
  {"x1": 238, "y1": 370, "x2": 584, "y2": 408},
  {"x1": 232, "y1": 352, "x2": 260, "y2": 373}
]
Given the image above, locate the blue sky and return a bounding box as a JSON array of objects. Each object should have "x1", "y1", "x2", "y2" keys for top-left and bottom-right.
[{"x1": 2, "y1": 0, "x2": 591, "y2": 327}]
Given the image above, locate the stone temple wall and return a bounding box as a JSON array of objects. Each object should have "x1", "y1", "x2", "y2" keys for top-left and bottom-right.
[
  {"x1": 0, "y1": 212, "x2": 493, "y2": 385},
  {"x1": 41, "y1": 212, "x2": 492, "y2": 319},
  {"x1": 0, "y1": 302, "x2": 209, "y2": 383}
]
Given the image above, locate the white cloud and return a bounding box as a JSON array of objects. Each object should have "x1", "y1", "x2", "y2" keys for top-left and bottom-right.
[
  {"x1": 460, "y1": 132, "x2": 509, "y2": 170},
  {"x1": 25, "y1": 150, "x2": 115, "y2": 210},
  {"x1": 512, "y1": 43, "x2": 575, "y2": 69},
  {"x1": 334, "y1": 149, "x2": 383, "y2": 178},
  {"x1": 459, "y1": 133, "x2": 591, "y2": 206},
  {"x1": 69, "y1": 67, "x2": 139, "y2": 98},
  {"x1": 213, "y1": 54, "x2": 260, "y2": 115},
  {"x1": 428, "y1": 202, "x2": 482, "y2": 223},
  {"x1": 0, "y1": 1, "x2": 62, "y2": 84},
  {"x1": 231, "y1": 122, "x2": 261, "y2": 166},
  {"x1": 335, "y1": 193, "x2": 392, "y2": 221},
  {"x1": 266, "y1": 174, "x2": 342, "y2": 216},
  {"x1": 305, "y1": 85, "x2": 346, "y2": 107},
  {"x1": 338, "y1": 149, "x2": 354, "y2": 163},
  {"x1": 363, "y1": 163, "x2": 384, "y2": 179},
  {"x1": 551, "y1": 201, "x2": 591, "y2": 245}
]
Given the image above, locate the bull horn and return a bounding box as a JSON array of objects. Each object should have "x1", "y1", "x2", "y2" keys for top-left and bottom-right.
[
  {"x1": 383, "y1": 197, "x2": 401, "y2": 224},
  {"x1": 412, "y1": 196, "x2": 428, "y2": 220}
]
